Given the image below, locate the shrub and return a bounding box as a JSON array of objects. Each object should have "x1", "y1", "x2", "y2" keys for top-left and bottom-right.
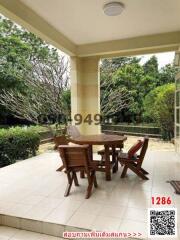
[
  {"x1": 0, "y1": 127, "x2": 40, "y2": 167},
  {"x1": 143, "y1": 83, "x2": 175, "y2": 140}
]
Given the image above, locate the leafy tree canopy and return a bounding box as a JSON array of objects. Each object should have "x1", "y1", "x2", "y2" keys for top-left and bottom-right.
[
  {"x1": 100, "y1": 54, "x2": 177, "y2": 125},
  {"x1": 0, "y1": 16, "x2": 70, "y2": 125},
  {"x1": 143, "y1": 83, "x2": 175, "y2": 140}
]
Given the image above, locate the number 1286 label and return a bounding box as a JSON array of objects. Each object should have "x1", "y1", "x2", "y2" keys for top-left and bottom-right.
[{"x1": 152, "y1": 197, "x2": 172, "y2": 205}]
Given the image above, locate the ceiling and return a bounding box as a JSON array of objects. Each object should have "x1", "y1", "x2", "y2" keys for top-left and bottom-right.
[{"x1": 20, "y1": 0, "x2": 180, "y2": 45}]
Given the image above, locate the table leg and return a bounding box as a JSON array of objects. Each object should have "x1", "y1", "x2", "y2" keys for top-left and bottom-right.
[
  {"x1": 112, "y1": 145, "x2": 117, "y2": 173},
  {"x1": 88, "y1": 145, "x2": 93, "y2": 161},
  {"x1": 105, "y1": 145, "x2": 111, "y2": 181}
]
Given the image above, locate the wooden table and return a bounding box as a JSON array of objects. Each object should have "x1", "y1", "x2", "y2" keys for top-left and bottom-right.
[{"x1": 70, "y1": 134, "x2": 127, "y2": 181}]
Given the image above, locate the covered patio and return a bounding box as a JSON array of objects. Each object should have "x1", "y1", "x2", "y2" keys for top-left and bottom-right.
[
  {"x1": 0, "y1": 0, "x2": 180, "y2": 239},
  {"x1": 0, "y1": 149, "x2": 179, "y2": 239}
]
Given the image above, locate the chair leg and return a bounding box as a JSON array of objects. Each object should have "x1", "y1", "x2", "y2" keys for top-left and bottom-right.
[
  {"x1": 80, "y1": 171, "x2": 85, "y2": 178},
  {"x1": 128, "y1": 165, "x2": 149, "y2": 180},
  {"x1": 56, "y1": 165, "x2": 64, "y2": 171},
  {"x1": 118, "y1": 159, "x2": 124, "y2": 167},
  {"x1": 64, "y1": 172, "x2": 73, "y2": 197},
  {"x1": 132, "y1": 162, "x2": 149, "y2": 175},
  {"x1": 86, "y1": 172, "x2": 94, "y2": 199},
  {"x1": 121, "y1": 165, "x2": 128, "y2": 178},
  {"x1": 94, "y1": 172, "x2": 98, "y2": 188},
  {"x1": 140, "y1": 168, "x2": 149, "y2": 175},
  {"x1": 73, "y1": 172, "x2": 79, "y2": 186}
]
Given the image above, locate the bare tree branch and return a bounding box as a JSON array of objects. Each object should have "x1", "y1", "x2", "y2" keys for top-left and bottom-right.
[
  {"x1": 100, "y1": 76, "x2": 133, "y2": 117},
  {"x1": 0, "y1": 54, "x2": 70, "y2": 124}
]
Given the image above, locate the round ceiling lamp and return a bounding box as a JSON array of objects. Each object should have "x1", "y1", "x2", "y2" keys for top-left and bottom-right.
[{"x1": 103, "y1": 2, "x2": 125, "y2": 16}]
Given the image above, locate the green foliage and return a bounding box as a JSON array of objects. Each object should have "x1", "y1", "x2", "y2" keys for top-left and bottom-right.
[
  {"x1": 112, "y1": 62, "x2": 145, "y2": 121},
  {"x1": 143, "y1": 55, "x2": 159, "y2": 76},
  {"x1": 143, "y1": 84, "x2": 175, "y2": 140},
  {"x1": 0, "y1": 16, "x2": 70, "y2": 124},
  {"x1": 100, "y1": 55, "x2": 176, "y2": 127},
  {"x1": 158, "y1": 64, "x2": 178, "y2": 85},
  {"x1": 0, "y1": 127, "x2": 40, "y2": 167},
  {"x1": 61, "y1": 89, "x2": 71, "y2": 122}
]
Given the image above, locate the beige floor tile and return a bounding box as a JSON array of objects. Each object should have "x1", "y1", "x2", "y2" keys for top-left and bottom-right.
[
  {"x1": 0, "y1": 226, "x2": 20, "y2": 238},
  {"x1": 4, "y1": 203, "x2": 34, "y2": 218},
  {"x1": 0, "y1": 237, "x2": 9, "y2": 240},
  {"x1": 18, "y1": 195, "x2": 45, "y2": 205},
  {"x1": 130, "y1": 189, "x2": 151, "y2": 200},
  {"x1": 0, "y1": 201, "x2": 15, "y2": 213},
  {"x1": 119, "y1": 219, "x2": 148, "y2": 239},
  {"x1": 102, "y1": 194, "x2": 129, "y2": 207},
  {"x1": 128, "y1": 196, "x2": 151, "y2": 209},
  {"x1": 35, "y1": 197, "x2": 64, "y2": 209},
  {"x1": 10, "y1": 229, "x2": 43, "y2": 240},
  {"x1": 39, "y1": 234, "x2": 62, "y2": 240},
  {"x1": 44, "y1": 210, "x2": 74, "y2": 225},
  {"x1": 91, "y1": 216, "x2": 122, "y2": 231},
  {"x1": 23, "y1": 204, "x2": 60, "y2": 221},
  {"x1": 44, "y1": 200, "x2": 81, "y2": 225},
  {"x1": 67, "y1": 212, "x2": 96, "y2": 229},
  {"x1": 123, "y1": 207, "x2": 148, "y2": 222},
  {"x1": 98, "y1": 205, "x2": 126, "y2": 219},
  {"x1": 77, "y1": 202, "x2": 102, "y2": 215}
]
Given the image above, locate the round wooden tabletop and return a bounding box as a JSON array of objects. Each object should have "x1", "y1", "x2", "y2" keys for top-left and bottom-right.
[{"x1": 69, "y1": 134, "x2": 127, "y2": 145}]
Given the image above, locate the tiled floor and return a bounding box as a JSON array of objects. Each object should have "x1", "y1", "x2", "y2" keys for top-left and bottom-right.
[
  {"x1": 0, "y1": 226, "x2": 64, "y2": 240},
  {"x1": 0, "y1": 150, "x2": 180, "y2": 239}
]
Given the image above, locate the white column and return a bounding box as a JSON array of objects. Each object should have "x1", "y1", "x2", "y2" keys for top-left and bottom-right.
[{"x1": 70, "y1": 56, "x2": 101, "y2": 135}]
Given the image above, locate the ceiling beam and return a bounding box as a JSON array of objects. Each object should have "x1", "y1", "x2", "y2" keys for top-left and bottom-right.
[
  {"x1": 0, "y1": 0, "x2": 77, "y2": 56},
  {"x1": 1, "y1": 0, "x2": 179, "y2": 58},
  {"x1": 77, "y1": 31, "x2": 180, "y2": 57}
]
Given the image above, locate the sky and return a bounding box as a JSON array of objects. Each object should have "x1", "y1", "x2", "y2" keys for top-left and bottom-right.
[{"x1": 139, "y1": 51, "x2": 175, "y2": 69}]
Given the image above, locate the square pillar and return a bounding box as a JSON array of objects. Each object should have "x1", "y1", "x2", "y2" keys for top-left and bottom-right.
[{"x1": 70, "y1": 56, "x2": 101, "y2": 135}]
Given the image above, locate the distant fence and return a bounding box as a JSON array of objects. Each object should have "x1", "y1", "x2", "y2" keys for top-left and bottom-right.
[{"x1": 101, "y1": 124, "x2": 162, "y2": 138}]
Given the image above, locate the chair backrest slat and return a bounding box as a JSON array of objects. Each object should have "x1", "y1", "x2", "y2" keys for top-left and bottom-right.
[
  {"x1": 137, "y1": 137, "x2": 149, "y2": 167},
  {"x1": 59, "y1": 145, "x2": 90, "y2": 170},
  {"x1": 67, "y1": 125, "x2": 81, "y2": 138}
]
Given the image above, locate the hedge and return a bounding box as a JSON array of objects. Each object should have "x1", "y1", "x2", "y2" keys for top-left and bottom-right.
[{"x1": 0, "y1": 127, "x2": 40, "y2": 168}]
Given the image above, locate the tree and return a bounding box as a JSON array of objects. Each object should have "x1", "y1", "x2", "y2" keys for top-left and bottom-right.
[
  {"x1": 100, "y1": 77, "x2": 133, "y2": 117},
  {"x1": 158, "y1": 64, "x2": 178, "y2": 85},
  {"x1": 100, "y1": 56, "x2": 140, "y2": 74},
  {"x1": 100, "y1": 58, "x2": 135, "y2": 119},
  {"x1": 143, "y1": 55, "x2": 159, "y2": 76},
  {"x1": 0, "y1": 54, "x2": 70, "y2": 124},
  {"x1": 112, "y1": 61, "x2": 145, "y2": 122},
  {"x1": 0, "y1": 16, "x2": 70, "y2": 124},
  {"x1": 143, "y1": 84, "x2": 175, "y2": 140}
]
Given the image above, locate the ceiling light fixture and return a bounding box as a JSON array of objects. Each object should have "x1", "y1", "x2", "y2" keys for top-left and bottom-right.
[{"x1": 103, "y1": 2, "x2": 125, "y2": 16}]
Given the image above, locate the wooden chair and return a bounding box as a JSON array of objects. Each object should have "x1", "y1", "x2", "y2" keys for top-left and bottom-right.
[
  {"x1": 58, "y1": 145, "x2": 98, "y2": 199},
  {"x1": 67, "y1": 125, "x2": 81, "y2": 138},
  {"x1": 98, "y1": 143, "x2": 124, "y2": 158},
  {"x1": 55, "y1": 136, "x2": 69, "y2": 172},
  {"x1": 97, "y1": 142, "x2": 124, "y2": 173},
  {"x1": 118, "y1": 137, "x2": 149, "y2": 180}
]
